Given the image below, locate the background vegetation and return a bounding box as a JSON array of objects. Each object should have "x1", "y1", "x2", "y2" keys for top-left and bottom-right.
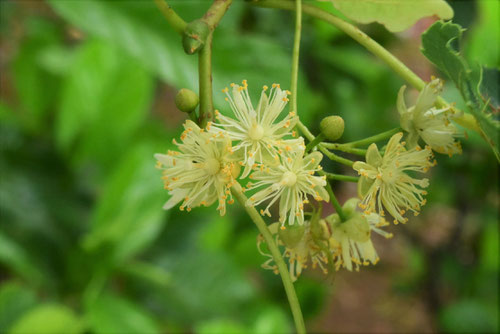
[{"x1": 0, "y1": 0, "x2": 498, "y2": 333}]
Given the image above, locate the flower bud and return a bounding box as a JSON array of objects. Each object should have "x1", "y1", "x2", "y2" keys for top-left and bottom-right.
[
  {"x1": 278, "y1": 223, "x2": 305, "y2": 249},
  {"x1": 175, "y1": 88, "x2": 199, "y2": 113},
  {"x1": 182, "y1": 19, "x2": 210, "y2": 55},
  {"x1": 320, "y1": 115, "x2": 344, "y2": 141}
]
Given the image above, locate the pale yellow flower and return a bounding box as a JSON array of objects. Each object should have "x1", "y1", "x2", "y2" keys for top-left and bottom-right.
[
  {"x1": 258, "y1": 221, "x2": 330, "y2": 281},
  {"x1": 155, "y1": 120, "x2": 240, "y2": 215},
  {"x1": 398, "y1": 79, "x2": 462, "y2": 156},
  {"x1": 209, "y1": 80, "x2": 303, "y2": 178},
  {"x1": 353, "y1": 133, "x2": 435, "y2": 224},
  {"x1": 326, "y1": 198, "x2": 393, "y2": 272},
  {"x1": 246, "y1": 150, "x2": 329, "y2": 226}
]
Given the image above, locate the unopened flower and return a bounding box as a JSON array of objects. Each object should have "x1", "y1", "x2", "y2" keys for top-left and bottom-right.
[
  {"x1": 398, "y1": 79, "x2": 462, "y2": 156},
  {"x1": 246, "y1": 150, "x2": 329, "y2": 226},
  {"x1": 327, "y1": 198, "x2": 393, "y2": 272},
  {"x1": 353, "y1": 133, "x2": 435, "y2": 224},
  {"x1": 155, "y1": 120, "x2": 240, "y2": 215},
  {"x1": 258, "y1": 221, "x2": 330, "y2": 281},
  {"x1": 209, "y1": 80, "x2": 303, "y2": 178}
]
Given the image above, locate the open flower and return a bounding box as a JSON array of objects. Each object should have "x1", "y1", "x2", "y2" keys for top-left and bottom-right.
[
  {"x1": 246, "y1": 150, "x2": 329, "y2": 226},
  {"x1": 327, "y1": 199, "x2": 392, "y2": 271},
  {"x1": 398, "y1": 79, "x2": 462, "y2": 156},
  {"x1": 155, "y1": 120, "x2": 240, "y2": 215},
  {"x1": 353, "y1": 133, "x2": 435, "y2": 224},
  {"x1": 258, "y1": 221, "x2": 330, "y2": 281},
  {"x1": 209, "y1": 80, "x2": 303, "y2": 178}
]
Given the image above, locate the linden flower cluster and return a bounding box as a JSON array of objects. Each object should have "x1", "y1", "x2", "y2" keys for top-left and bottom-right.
[
  {"x1": 258, "y1": 198, "x2": 394, "y2": 276},
  {"x1": 156, "y1": 81, "x2": 329, "y2": 224},
  {"x1": 258, "y1": 221, "x2": 330, "y2": 281},
  {"x1": 156, "y1": 78, "x2": 454, "y2": 281}
]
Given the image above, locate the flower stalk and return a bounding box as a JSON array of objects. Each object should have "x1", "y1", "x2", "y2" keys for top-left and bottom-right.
[
  {"x1": 324, "y1": 172, "x2": 359, "y2": 183},
  {"x1": 154, "y1": 0, "x2": 187, "y2": 34},
  {"x1": 322, "y1": 176, "x2": 347, "y2": 222},
  {"x1": 198, "y1": 33, "x2": 214, "y2": 127},
  {"x1": 305, "y1": 133, "x2": 325, "y2": 152},
  {"x1": 231, "y1": 184, "x2": 306, "y2": 334},
  {"x1": 290, "y1": 0, "x2": 302, "y2": 114}
]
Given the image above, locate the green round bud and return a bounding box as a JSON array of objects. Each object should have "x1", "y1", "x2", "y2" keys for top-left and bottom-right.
[
  {"x1": 175, "y1": 88, "x2": 199, "y2": 113},
  {"x1": 182, "y1": 19, "x2": 210, "y2": 55},
  {"x1": 278, "y1": 223, "x2": 305, "y2": 249},
  {"x1": 320, "y1": 115, "x2": 345, "y2": 141}
]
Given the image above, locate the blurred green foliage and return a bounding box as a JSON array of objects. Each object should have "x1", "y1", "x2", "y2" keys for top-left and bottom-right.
[{"x1": 0, "y1": 0, "x2": 498, "y2": 333}]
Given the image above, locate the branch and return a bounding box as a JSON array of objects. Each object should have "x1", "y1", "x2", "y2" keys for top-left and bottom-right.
[
  {"x1": 251, "y1": 0, "x2": 479, "y2": 132},
  {"x1": 153, "y1": 0, "x2": 187, "y2": 34}
]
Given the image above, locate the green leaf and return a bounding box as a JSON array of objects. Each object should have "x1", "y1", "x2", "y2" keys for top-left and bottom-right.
[
  {"x1": 327, "y1": 0, "x2": 453, "y2": 32},
  {"x1": 8, "y1": 304, "x2": 83, "y2": 334},
  {"x1": 47, "y1": 0, "x2": 197, "y2": 89},
  {"x1": 86, "y1": 293, "x2": 160, "y2": 334},
  {"x1": 56, "y1": 39, "x2": 153, "y2": 174},
  {"x1": 0, "y1": 282, "x2": 37, "y2": 332},
  {"x1": 421, "y1": 20, "x2": 500, "y2": 160},
  {"x1": 480, "y1": 67, "x2": 500, "y2": 109},
  {"x1": 0, "y1": 230, "x2": 44, "y2": 286},
  {"x1": 83, "y1": 142, "x2": 169, "y2": 265}
]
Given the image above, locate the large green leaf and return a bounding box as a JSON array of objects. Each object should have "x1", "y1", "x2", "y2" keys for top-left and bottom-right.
[
  {"x1": 86, "y1": 293, "x2": 160, "y2": 334},
  {"x1": 327, "y1": 0, "x2": 453, "y2": 32},
  {"x1": 421, "y1": 20, "x2": 500, "y2": 160},
  {"x1": 8, "y1": 304, "x2": 83, "y2": 334},
  {"x1": 83, "y1": 141, "x2": 169, "y2": 265},
  {"x1": 56, "y1": 39, "x2": 153, "y2": 174}
]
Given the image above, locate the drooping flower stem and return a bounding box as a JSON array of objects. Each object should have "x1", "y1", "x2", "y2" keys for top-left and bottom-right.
[
  {"x1": 322, "y1": 177, "x2": 347, "y2": 222},
  {"x1": 325, "y1": 144, "x2": 367, "y2": 156},
  {"x1": 290, "y1": 0, "x2": 302, "y2": 114},
  {"x1": 251, "y1": 0, "x2": 479, "y2": 133},
  {"x1": 305, "y1": 133, "x2": 325, "y2": 152},
  {"x1": 324, "y1": 172, "x2": 359, "y2": 183},
  {"x1": 153, "y1": 0, "x2": 187, "y2": 34},
  {"x1": 231, "y1": 184, "x2": 306, "y2": 334},
  {"x1": 198, "y1": 33, "x2": 214, "y2": 127},
  {"x1": 323, "y1": 128, "x2": 402, "y2": 148},
  {"x1": 297, "y1": 121, "x2": 354, "y2": 167}
]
